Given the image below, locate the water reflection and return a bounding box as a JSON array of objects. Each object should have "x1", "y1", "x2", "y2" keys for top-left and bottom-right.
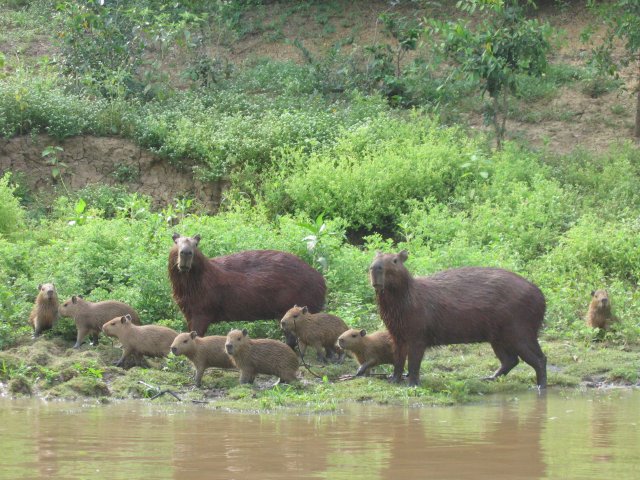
[{"x1": 0, "y1": 390, "x2": 638, "y2": 480}]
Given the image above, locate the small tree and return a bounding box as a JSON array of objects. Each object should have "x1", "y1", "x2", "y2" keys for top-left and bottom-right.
[
  {"x1": 587, "y1": 0, "x2": 640, "y2": 139},
  {"x1": 430, "y1": 0, "x2": 551, "y2": 149}
]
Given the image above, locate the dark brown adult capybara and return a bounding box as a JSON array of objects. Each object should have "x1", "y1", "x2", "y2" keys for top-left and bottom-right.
[
  {"x1": 102, "y1": 314, "x2": 178, "y2": 367},
  {"x1": 369, "y1": 251, "x2": 547, "y2": 388},
  {"x1": 29, "y1": 283, "x2": 59, "y2": 337},
  {"x1": 59, "y1": 296, "x2": 140, "y2": 348},
  {"x1": 586, "y1": 289, "x2": 616, "y2": 330},
  {"x1": 168, "y1": 233, "x2": 326, "y2": 348},
  {"x1": 280, "y1": 305, "x2": 348, "y2": 363},
  {"x1": 224, "y1": 329, "x2": 299, "y2": 385},
  {"x1": 337, "y1": 329, "x2": 395, "y2": 376},
  {"x1": 170, "y1": 332, "x2": 235, "y2": 387}
]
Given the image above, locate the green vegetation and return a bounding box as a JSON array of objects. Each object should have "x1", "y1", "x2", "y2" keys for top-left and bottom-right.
[{"x1": 0, "y1": 0, "x2": 639, "y2": 409}]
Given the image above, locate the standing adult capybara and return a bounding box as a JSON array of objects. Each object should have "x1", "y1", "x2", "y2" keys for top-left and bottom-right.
[
  {"x1": 586, "y1": 289, "x2": 616, "y2": 330},
  {"x1": 168, "y1": 233, "x2": 326, "y2": 348},
  {"x1": 224, "y1": 329, "x2": 299, "y2": 385},
  {"x1": 59, "y1": 296, "x2": 140, "y2": 348},
  {"x1": 280, "y1": 305, "x2": 348, "y2": 363},
  {"x1": 29, "y1": 283, "x2": 59, "y2": 337},
  {"x1": 337, "y1": 329, "x2": 395, "y2": 376},
  {"x1": 102, "y1": 314, "x2": 178, "y2": 367},
  {"x1": 369, "y1": 251, "x2": 547, "y2": 388},
  {"x1": 170, "y1": 332, "x2": 235, "y2": 387}
]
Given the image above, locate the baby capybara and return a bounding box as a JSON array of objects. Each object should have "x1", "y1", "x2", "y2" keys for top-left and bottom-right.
[
  {"x1": 59, "y1": 295, "x2": 140, "y2": 348},
  {"x1": 337, "y1": 329, "x2": 395, "y2": 376},
  {"x1": 586, "y1": 289, "x2": 616, "y2": 330},
  {"x1": 280, "y1": 305, "x2": 348, "y2": 363},
  {"x1": 224, "y1": 329, "x2": 299, "y2": 385},
  {"x1": 370, "y1": 251, "x2": 547, "y2": 388},
  {"x1": 102, "y1": 314, "x2": 178, "y2": 367},
  {"x1": 29, "y1": 283, "x2": 59, "y2": 337},
  {"x1": 170, "y1": 332, "x2": 235, "y2": 387},
  {"x1": 168, "y1": 233, "x2": 326, "y2": 349}
]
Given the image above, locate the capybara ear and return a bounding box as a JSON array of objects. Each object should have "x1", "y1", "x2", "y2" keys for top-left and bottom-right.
[
  {"x1": 359, "y1": 329, "x2": 367, "y2": 337},
  {"x1": 172, "y1": 232, "x2": 181, "y2": 243},
  {"x1": 242, "y1": 328, "x2": 248, "y2": 336},
  {"x1": 38, "y1": 284, "x2": 43, "y2": 290},
  {"x1": 120, "y1": 316, "x2": 126, "y2": 323},
  {"x1": 398, "y1": 250, "x2": 409, "y2": 263},
  {"x1": 190, "y1": 331, "x2": 198, "y2": 339},
  {"x1": 591, "y1": 290, "x2": 596, "y2": 297},
  {"x1": 375, "y1": 250, "x2": 383, "y2": 257},
  {"x1": 302, "y1": 306, "x2": 309, "y2": 314},
  {"x1": 72, "y1": 296, "x2": 78, "y2": 304},
  {"x1": 124, "y1": 313, "x2": 132, "y2": 323},
  {"x1": 193, "y1": 234, "x2": 201, "y2": 245}
]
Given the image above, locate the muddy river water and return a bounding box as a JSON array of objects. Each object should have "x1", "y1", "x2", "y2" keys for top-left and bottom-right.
[{"x1": 0, "y1": 389, "x2": 638, "y2": 480}]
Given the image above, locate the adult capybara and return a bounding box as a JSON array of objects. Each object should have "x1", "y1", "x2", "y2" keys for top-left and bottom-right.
[
  {"x1": 337, "y1": 329, "x2": 395, "y2": 376},
  {"x1": 369, "y1": 251, "x2": 547, "y2": 388},
  {"x1": 224, "y1": 329, "x2": 299, "y2": 385},
  {"x1": 59, "y1": 296, "x2": 140, "y2": 348},
  {"x1": 586, "y1": 289, "x2": 616, "y2": 330},
  {"x1": 280, "y1": 305, "x2": 348, "y2": 363},
  {"x1": 29, "y1": 283, "x2": 59, "y2": 337},
  {"x1": 102, "y1": 314, "x2": 178, "y2": 367},
  {"x1": 170, "y1": 332, "x2": 235, "y2": 387},
  {"x1": 168, "y1": 233, "x2": 326, "y2": 348}
]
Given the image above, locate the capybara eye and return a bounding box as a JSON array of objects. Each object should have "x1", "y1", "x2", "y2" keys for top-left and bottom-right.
[
  {"x1": 293, "y1": 314, "x2": 298, "y2": 318},
  {"x1": 183, "y1": 340, "x2": 188, "y2": 343},
  {"x1": 393, "y1": 258, "x2": 397, "y2": 264},
  {"x1": 351, "y1": 334, "x2": 357, "y2": 337}
]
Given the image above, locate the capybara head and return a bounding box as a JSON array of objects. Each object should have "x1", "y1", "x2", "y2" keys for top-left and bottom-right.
[
  {"x1": 38, "y1": 283, "x2": 57, "y2": 302},
  {"x1": 280, "y1": 305, "x2": 308, "y2": 333},
  {"x1": 590, "y1": 289, "x2": 610, "y2": 310},
  {"x1": 59, "y1": 295, "x2": 84, "y2": 316},
  {"x1": 225, "y1": 328, "x2": 249, "y2": 356},
  {"x1": 337, "y1": 328, "x2": 367, "y2": 349},
  {"x1": 171, "y1": 331, "x2": 198, "y2": 356},
  {"x1": 172, "y1": 233, "x2": 202, "y2": 272},
  {"x1": 102, "y1": 314, "x2": 133, "y2": 337},
  {"x1": 369, "y1": 250, "x2": 409, "y2": 293}
]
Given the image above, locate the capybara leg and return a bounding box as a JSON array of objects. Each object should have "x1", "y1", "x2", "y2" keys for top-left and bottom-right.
[
  {"x1": 298, "y1": 341, "x2": 308, "y2": 358},
  {"x1": 194, "y1": 367, "x2": 204, "y2": 387},
  {"x1": 33, "y1": 324, "x2": 41, "y2": 338},
  {"x1": 313, "y1": 342, "x2": 328, "y2": 363},
  {"x1": 390, "y1": 342, "x2": 407, "y2": 383},
  {"x1": 487, "y1": 344, "x2": 519, "y2": 380},
  {"x1": 114, "y1": 347, "x2": 133, "y2": 367},
  {"x1": 407, "y1": 344, "x2": 425, "y2": 387},
  {"x1": 284, "y1": 330, "x2": 297, "y2": 350},
  {"x1": 90, "y1": 333, "x2": 100, "y2": 346},
  {"x1": 191, "y1": 315, "x2": 210, "y2": 337},
  {"x1": 517, "y1": 341, "x2": 547, "y2": 389},
  {"x1": 74, "y1": 326, "x2": 89, "y2": 349},
  {"x1": 239, "y1": 369, "x2": 255, "y2": 384},
  {"x1": 355, "y1": 360, "x2": 374, "y2": 377}
]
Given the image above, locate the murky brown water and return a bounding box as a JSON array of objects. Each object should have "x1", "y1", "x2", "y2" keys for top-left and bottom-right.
[{"x1": 1, "y1": 389, "x2": 639, "y2": 480}]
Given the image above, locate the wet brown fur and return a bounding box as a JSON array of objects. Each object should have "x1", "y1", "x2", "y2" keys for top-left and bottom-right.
[
  {"x1": 59, "y1": 296, "x2": 140, "y2": 348},
  {"x1": 29, "y1": 283, "x2": 59, "y2": 337},
  {"x1": 102, "y1": 315, "x2": 178, "y2": 367},
  {"x1": 170, "y1": 332, "x2": 235, "y2": 386},
  {"x1": 337, "y1": 329, "x2": 395, "y2": 376},
  {"x1": 586, "y1": 289, "x2": 616, "y2": 330},
  {"x1": 168, "y1": 234, "x2": 327, "y2": 339},
  {"x1": 280, "y1": 306, "x2": 348, "y2": 363},
  {"x1": 370, "y1": 251, "x2": 547, "y2": 388},
  {"x1": 224, "y1": 329, "x2": 299, "y2": 384}
]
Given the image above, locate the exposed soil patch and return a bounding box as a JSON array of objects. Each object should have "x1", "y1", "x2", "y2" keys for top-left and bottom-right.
[{"x1": 0, "y1": 135, "x2": 227, "y2": 211}]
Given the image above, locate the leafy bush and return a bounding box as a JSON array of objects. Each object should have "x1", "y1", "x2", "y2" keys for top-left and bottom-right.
[{"x1": 0, "y1": 173, "x2": 25, "y2": 237}]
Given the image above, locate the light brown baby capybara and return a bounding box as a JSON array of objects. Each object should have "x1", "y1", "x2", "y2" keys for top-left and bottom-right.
[
  {"x1": 586, "y1": 289, "x2": 616, "y2": 330},
  {"x1": 337, "y1": 329, "x2": 395, "y2": 376},
  {"x1": 280, "y1": 305, "x2": 348, "y2": 363},
  {"x1": 370, "y1": 251, "x2": 547, "y2": 388},
  {"x1": 170, "y1": 332, "x2": 235, "y2": 387},
  {"x1": 224, "y1": 329, "x2": 299, "y2": 385},
  {"x1": 59, "y1": 295, "x2": 140, "y2": 348},
  {"x1": 29, "y1": 283, "x2": 59, "y2": 337},
  {"x1": 102, "y1": 314, "x2": 178, "y2": 367}
]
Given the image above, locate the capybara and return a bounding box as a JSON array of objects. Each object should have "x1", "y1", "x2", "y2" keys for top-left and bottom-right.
[
  {"x1": 168, "y1": 233, "x2": 326, "y2": 349},
  {"x1": 170, "y1": 332, "x2": 235, "y2": 386},
  {"x1": 586, "y1": 289, "x2": 616, "y2": 330},
  {"x1": 337, "y1": 329, "x2": 395, "y2": 376},
  {"x1": 280, "y1": 305, "x2": 348, "y2": 363},
  {"x1": 369, "y1": 251, "x2": 547, "y2": 388},
  {"x1": 28, "y1": 283, "x2": 60, "y2": 337},
  {"x1": 59, "y1": 295, "x2": 140, "y2": 348},
  {"x1": 224, "y1": 329, "x2": 299, "y2": 385},
  {"x1": 102, "y1": 314, "x2": 178, "y2": 367}
]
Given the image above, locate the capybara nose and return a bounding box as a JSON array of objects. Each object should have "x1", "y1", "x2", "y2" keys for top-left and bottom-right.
[
  {"x1": 601, "y1": 298, "x2": 608, "y2": 305},
  {"x1": 180, "y1": 249, "x2": 192, "y2": 256},
  {"x1": 225, "y1": 344, "x2": 233, "y2": 354},
  {"x1": 171, "y1": 347, "x2": 177, "y2": 354}
]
